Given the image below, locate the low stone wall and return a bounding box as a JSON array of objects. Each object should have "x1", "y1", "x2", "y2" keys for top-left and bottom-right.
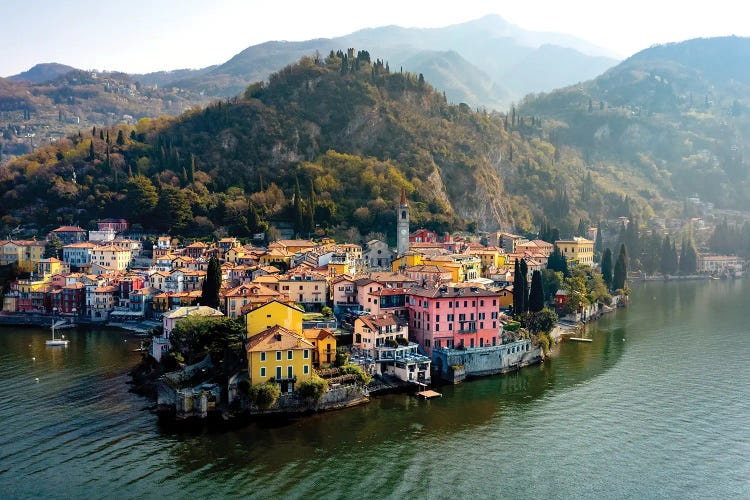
[{"x1": 432, "y1": 339, "x2": 542, "y2": 383}]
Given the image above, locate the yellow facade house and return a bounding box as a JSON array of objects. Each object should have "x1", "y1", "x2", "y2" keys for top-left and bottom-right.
[
  {"x1": 555, "y1": 237, "x2": 594, "y2": 266},
  {"x1": 246, "y1": 299, "x2": 304, "y2": 338},
  {"x1": 302, "y1": 328, "x2": 337, "y2": 367},
  {"x1": 391, "y1": 251, "x2": 424, "y2": 272},
  {"x1": 246, "y1": 325, "x2": 314, "y2": 393}
]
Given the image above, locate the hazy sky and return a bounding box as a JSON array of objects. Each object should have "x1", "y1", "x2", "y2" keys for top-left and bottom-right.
[{"x1": 2, "y1": 0, "x2": 748, "y2": 76}]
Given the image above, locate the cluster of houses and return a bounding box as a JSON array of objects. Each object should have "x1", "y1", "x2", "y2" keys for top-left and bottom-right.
[{"x1": 0, "y1": 207, "x2": 604, "y2": 389}]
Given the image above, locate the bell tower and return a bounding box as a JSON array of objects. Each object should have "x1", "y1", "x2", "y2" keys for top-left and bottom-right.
[{"x1": 397, "y1": 188, "x2": 409, "y2": 256}]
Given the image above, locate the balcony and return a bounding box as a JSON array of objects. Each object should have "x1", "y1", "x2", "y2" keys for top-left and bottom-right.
[{"x1": 457, "y1": 328, "x2": 477, "y2": 334}]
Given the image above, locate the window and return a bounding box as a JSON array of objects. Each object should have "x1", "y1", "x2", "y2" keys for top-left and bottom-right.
[
  {"x1": 303, "y1": 349, "x2": 309, "y2": 359},
  {"x1": 287, "y1": 366, "x2": 293, "y2": 378},
  {"x1": 480, "y1": 300, "x2": 484, "y2": 307},
  {"x1": 493, "y1": 299, "x2": 497, "y2": 306},
  {"x1": 260, "y1": 367, "x2": 266, "y2": 377},
  {"x1": 436, "y1": 302, "x2": 440, "y2": 309},
  {"x1": 425, "y1": 339, "x2": 431, "y2": 347},
  {"x1": 435, "y1": 315, "x2": 440, "y2": 322},
  {"x1": 276, "y1": 351, "x2": 282, "y2": 361},
  {"x1": 449, "y1": 323, "x2": 453, "y2": 331},
  {"x1": 276, "y1": 366, "x2": 282, "y2": 379},
  {"x1": 304, "y1": 364, "x2": 309, "y2": 375},
  {"x1": 287, "y1": 350, "x2": 293, "y2": 360},
  {"x1": 260, "y1": 352, "x2": 266, "y2": 362},
  {"x1": 435, "y1": 324, "x2": 439, "y2": 331},
  {"x1": 472, "y1": 301, "x2": 476, "y2": 307},
  {"x1": 464, "y1": 301, "x2": 468, "y2": 307}
]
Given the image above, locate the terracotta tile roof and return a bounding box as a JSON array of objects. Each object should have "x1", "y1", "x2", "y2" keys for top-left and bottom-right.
[{"x1": 245, "y1": 325, "x2": 313, "y2": 352}]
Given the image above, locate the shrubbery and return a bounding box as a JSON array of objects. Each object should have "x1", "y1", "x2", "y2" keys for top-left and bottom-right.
[
  {"x1": 339, "y1": 364, "x2": 371, "y2": 385},
  {"x1": 296, "y1": 376, "x2": 329, "y2": 403}
]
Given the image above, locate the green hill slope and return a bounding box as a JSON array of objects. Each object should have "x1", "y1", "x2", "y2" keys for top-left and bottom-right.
[
  {"x1": 0, "y1": 52, "x2": 640, "y2": 241},
  {"x1": 520, "y1": 36, "x2": 750, "y2": 211}
]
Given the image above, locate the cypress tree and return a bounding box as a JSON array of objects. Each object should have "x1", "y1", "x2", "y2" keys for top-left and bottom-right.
[
  {"x1": 308, "y1": 179, "x2": 316, "y2": 235},
  {"x1": 201, "y1": 257, "x2": 222, "y2": 309},
  {"x1": 660, "y1": 235, "x2": 672, "y2": 275},
  {"x1": 116, "y1": 129, "x2": 125, "y2": 146},
  {"x1": 594, "y1": 221, "x2": 603, "y2": 262},
  {"x1": 293, "y1": 177, "x2": 303, "y2": 236},
  {"x1": 613, "y1": 244, "x2": 627, "y2": 291},
  {"x1": 601, "y1": 248, "x2": 613, "y2": 289},
  {"x1": 512, "y1": 259, "x2": 523, "y2": 316},
  {"x1": 520, "y1": 258, "x2": 529, "y2": 312},
  {"x1": 529, "y1": 270, "x2": 545, "y2": 312},
  {"x1": 88, "y1": 140, "x2": 95, "y2": 161}
]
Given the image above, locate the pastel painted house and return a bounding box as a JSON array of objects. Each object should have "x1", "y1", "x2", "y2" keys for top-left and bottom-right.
[
  {"x1": 407, "y1": 286, "x2": 502, "y2": 357},
  {"x1": 151, "y1": 305, "x2": 224, "y2": 362},
  {"x1": 351, "y1": 313, "x2": 430, "y2": 383}
]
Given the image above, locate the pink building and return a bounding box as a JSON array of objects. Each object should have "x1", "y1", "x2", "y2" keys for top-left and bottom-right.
[{"x1": 407, "y1": 286, "x2": 501, "y2": 356}]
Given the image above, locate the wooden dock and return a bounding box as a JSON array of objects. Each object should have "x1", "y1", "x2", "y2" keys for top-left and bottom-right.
[
  {"x1": 569, "y1": 337, "x2": 593, "y2": 343},
  {"x1": 416, "y1": 390, "x2": 442, "y2": 399}
]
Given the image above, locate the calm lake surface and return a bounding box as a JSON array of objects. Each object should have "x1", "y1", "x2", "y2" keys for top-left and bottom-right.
[{"x1": 1, "y1": 280, "x2": 749, "y2": 499}]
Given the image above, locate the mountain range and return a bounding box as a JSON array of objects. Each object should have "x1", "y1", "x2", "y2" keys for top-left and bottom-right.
[{"x1": 9, "y1": 15, "x2": 617, "y2": 110}]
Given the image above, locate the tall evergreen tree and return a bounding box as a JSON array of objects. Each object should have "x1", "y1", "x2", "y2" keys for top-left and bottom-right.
[
  {"x1": 613, "y1": 244, "x2": 628, "y2": 291},
  {"x1": 660, "y1": 235, "x2": 674, "y2": 275},
  {"x1": 293, "y1": 177, "x2": 303, "y2": 236},
  {"x1": 529, "y1": 270, "x2": 545, "y2": 312},
  {"x1": 116, "y1": 130, "x2": 125, "y2": 146},
  {"x1": 601, "y1": 248, "x2": 613, "y2": 289},
  {"x1": 594, "y1": 221, "x2": 603, "y2": 262},
  {"x1": 201, "y1": 257, "x2": 222, "y2": 309},
  {"x1": 512, "y1": 259, "x2": 523, "y2": 316},
  {"x1": 44, "y1": 235, "x2": 64, "y2": 260},
  {"x1": 88, "y1": 140, "x2": 95, "y2": 161},
  {"x1": 308, "y1": 179, "x2": 316, "y2": 235},
  {"x1": 520, "y1": 258, "x2": 529, "y2": 312}
]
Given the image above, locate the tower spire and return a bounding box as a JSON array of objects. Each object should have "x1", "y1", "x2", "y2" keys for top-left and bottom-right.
[{"x1": 400, "y1": 187, "x2": 407, "y2": 206}]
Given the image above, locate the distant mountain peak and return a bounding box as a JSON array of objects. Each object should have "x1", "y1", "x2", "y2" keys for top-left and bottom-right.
[{"x1": 9, "y1": 62, "x2": 77, "y2": 83}]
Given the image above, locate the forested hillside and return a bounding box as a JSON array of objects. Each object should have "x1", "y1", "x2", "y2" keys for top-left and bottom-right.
[
  {"x1": 520, "y1": 36, "x2": 750, "y2": 212},
  {"x1": 0, "y1": 51, "x2": 645, "y2": 242}
]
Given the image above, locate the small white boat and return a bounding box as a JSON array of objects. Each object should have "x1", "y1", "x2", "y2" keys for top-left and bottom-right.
[{"x1": 45, "y1": 320, "x2": 69, "y2": 346}]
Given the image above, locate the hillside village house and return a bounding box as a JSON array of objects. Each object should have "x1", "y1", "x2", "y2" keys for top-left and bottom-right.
[
  {"x1": 352, "y1": 313, "x2": 431, "y2": 383},
  {"x1": 151, "y1": 305, "x2": 224, "y2": 362},
  {"x1": 62, "y1": 242, "x2": 97, "y2": 269},
  {"x1": 302, "y1": 328, "x2": 337, "y2": 367},
  {"x1": 555, "y1": 237, "x2": 594, "y2": 266},
  {"x1": 245, "y1": 326, "x2": 314, "y2": 393},
  {"x1": 408, "y1": 285, "x2": 502, "y2": 356},
  {"x1": 48, "y1": 225, "x2": 87, "y2": 244},
  {"x1": 246, "y1": 300, "x2": 304, "y2": 338},
  {"x1": 91, "y1": 245, "x2": 132, "y2": 271},
  {"x1": 278, "y1": 272, "x2": 327, "y2": 311},
  {"x1": 364, "y1": 239, "x2": 395, "y2": 269}
]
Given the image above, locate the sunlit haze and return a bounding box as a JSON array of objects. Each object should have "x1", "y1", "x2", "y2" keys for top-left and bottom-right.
[{"x1": 2, "y1": 0, "x2": 750, "y2": 76}]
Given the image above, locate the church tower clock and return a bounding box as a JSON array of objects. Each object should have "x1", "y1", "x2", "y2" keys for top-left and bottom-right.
[{"x1": 397, "y1": 188, "x2": 410, "y2": 256}]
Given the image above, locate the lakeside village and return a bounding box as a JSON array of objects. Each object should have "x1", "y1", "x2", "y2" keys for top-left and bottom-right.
[{"x1": 1, "y1": 193, "x2": 746, "y2": 421}]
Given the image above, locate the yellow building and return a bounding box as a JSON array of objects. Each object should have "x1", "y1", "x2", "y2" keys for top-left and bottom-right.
[
  {"x1": 13, "y1": 240, "x2": 46, "y2": 271},
  {"x1": 269, "y1": 239, "x2": 317, "y2": 255},
  {"x1": 497, "y1": 286, "x2": 514, "y2": 310},
  {"x1": 246, "y1": 299, "x2": 304, "y2": 337},
  {"x1": 37, "y1": 258, "x2": 69, "y2": 278},
  {"x1": 91, "y1": 245, "x2": 131, "y2": 271},
  {"x1": 302, "y1": 328, "x2": 337, "y2": 367},
  {"x1": 391, "y1": 251, "x2": 424, "y2": 272},
  {"x1": 555, "y1": 237, "x2": 594, "y2": 266},
  {"x1": 466, "y1": 247, "x2": 506, "y2": 273},
  {"x1": 421, "y1": 254, "x2": 482, "y2": 282},
  {"x1": 246, "y1": 325, "x2": 314, "y2": 393},
  {"x1": 259, "y1": 248, "x2": 292, "y2": 268}
]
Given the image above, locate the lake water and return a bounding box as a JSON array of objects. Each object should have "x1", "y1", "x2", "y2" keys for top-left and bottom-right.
[{"x1": 1, "y1": 280, "x2": 749, "y2": 498}]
